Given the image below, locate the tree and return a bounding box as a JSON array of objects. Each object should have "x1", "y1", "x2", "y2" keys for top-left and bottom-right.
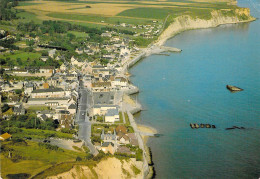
[{"x1": 2, "y1": 104, "x2": 10, "y2": 113}]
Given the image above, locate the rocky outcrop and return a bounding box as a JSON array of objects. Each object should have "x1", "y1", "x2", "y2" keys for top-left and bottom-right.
[{"x1": 156, "y1": 8, "x2": 255, "y2": 46}]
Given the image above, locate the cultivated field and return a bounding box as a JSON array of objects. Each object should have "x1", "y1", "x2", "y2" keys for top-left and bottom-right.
[{"x1": 15, "y1": 0, "x2": 239, "y2": 28}]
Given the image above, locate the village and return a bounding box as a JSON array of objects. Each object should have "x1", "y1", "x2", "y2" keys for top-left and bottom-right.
[{"x1": 0, "y1": 26, "x2": 153, "y2": 164}]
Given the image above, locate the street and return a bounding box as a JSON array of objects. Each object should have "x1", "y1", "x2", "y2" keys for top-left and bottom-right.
[{"x1": 76, "y1": 79, "x2": 98, "y2": 156}]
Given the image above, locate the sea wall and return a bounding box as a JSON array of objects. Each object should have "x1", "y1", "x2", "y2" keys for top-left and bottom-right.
[{"x1": 156, "y1": 8, "x2": 255, "y2": 46}]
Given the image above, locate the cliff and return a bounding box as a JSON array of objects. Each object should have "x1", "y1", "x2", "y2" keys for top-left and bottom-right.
[
  {"x1": 47, "y1": 158, "x2": 143, "y2": 179},
  {"x1": 156, "y1": 8, "x2": 255, "y2": 46}
]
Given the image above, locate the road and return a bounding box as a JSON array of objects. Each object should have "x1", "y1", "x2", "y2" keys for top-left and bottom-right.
[{"x1": 76, "y1": 79, "x2": 98, "y2": 156}]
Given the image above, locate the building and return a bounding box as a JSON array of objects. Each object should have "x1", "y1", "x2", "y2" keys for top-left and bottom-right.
[
  {"x1": 27, "y1": 97, "x2": 69, "y2": 107},
  {"x1": 92, "y1": 104, "x2": 118, "y2": 116},
  {"x1": 31, "y1": 88, "x2": 65, "y2": 98},
  {"x1": 13, "y1": 103, "x2": 25, "y2": 115},
  {"x1": 105, "y1": 108, "x2": 119, "y2": 123},
  {"x1": 100, "y1": 142, "x2": 115, "y2": 154},
  {"x1": 101, "y1": 129, "x2": 117, "y2": 142}
]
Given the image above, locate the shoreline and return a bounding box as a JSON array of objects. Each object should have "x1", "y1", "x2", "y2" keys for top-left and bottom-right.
[{"x1": 122, "y1": 10, "x2": 255, "y2": 179}]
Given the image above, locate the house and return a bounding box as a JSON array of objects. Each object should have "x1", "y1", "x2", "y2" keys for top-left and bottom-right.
[
  {"x1": 111, "y1": 77, "x2": 128, "y2": 88},
  {"x1": 27, "y1": 97, "x2": 69, "y2": 107},
  {"x1": 92, "y1": 104, "x2": 118, "y2": 116},
  {"x1": 40, "y1": 56, "x2": 49, "y2": 62},
  {"x1": 31, "y1": 88, "x2": 65, "y2": 98},
  {"x1": 67, "y1": 103, "x2": 77, "y2": 115},
  {"x1": 128, "y1": 133, "x2": 139, "y2": 146},
  {"x1": 101, "y1": 129, "x2": 117, "y2": 142},
  {"x1": 117, "y1": 146, "x2": 132, "y2": 155},
  {"x1": 100, "y1": 142, "x2": 115, "y2": 154},
  {"x1": 60, "y1": 63, "x2": 66, "y2": 71},
  {"x1": 39, "y1": 66, "x2": 54, "y2": 74},
  {"x1": 24, "y1": 82, "x2": 34, "y2": 95},
  {"x1": 105, "y1": 108, "x2": 119, "y2": 123},
  {"x1": 48, "y1": 49, "x2": 56, "y2": 58},
  {"x1": 92, "y1": 82, "x2": 111, "y2": 92},
  {"x1": 117, "y1": 132, "x2": 130, "y2": 144},
  {"x1": 0, "y1": 133, "x2": 12, "y2": 141},
  {"x1": 13, "y1": 103, "x2": 25, "y2": 115},
  {"x1": 101, "y1": 32, "x2": 112, "y2": 38}
]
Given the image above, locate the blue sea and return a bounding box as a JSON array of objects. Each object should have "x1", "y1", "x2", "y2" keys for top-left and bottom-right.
[{"x1": 130, "y1": 0, "x2": 260, "y2": 178}]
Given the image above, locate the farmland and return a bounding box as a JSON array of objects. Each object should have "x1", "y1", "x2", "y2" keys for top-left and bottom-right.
[{"x1": 15, "y1": 0, "x2": 239, "y2": 29}]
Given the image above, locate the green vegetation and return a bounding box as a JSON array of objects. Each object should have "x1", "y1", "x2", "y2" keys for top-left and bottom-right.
[
  {"x1": 0, "y1": 140, "x2": 86, "y2": 178},
  {"x1": 68, "y1": 30, "x2": 88, "y2": 38},
  {"x1": 0, "y1": 0, "x2": 18, "y2": 21},
  {"x1": 0, "y1": 51, "x2": 41, "y2": 61},
  {"x1": 16, "y1": 10, "x2": 42, "y2": 23},
  {"x1": 14, "y1": 128, "x2": 74, "y2": 139},
  {"x1": 131, "y1": 164, "x2": 141, "y2": 175},
  {"x1": 116, "y1": 112, "x2": 124, "y2": 123},
  {"x1": 27, "y1": 106, "x2": 50, "y2": 113},
  {"x1": 117, "y1": 7, "x2": 171, "y2": 19},
  {"x1": 124, "y1": 112, "x2": 130, "y2": 125},
  {"x1": 72, "y1": 146, "x2": 83, "y2": 152},
  {"x1": 47, "y1": 12, "x2": 152, "y2": 25}
]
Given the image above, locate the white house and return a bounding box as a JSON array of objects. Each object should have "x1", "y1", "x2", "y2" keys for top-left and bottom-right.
[{"x1": 105, "y1": 108, "x2": 119, "y2": 123}]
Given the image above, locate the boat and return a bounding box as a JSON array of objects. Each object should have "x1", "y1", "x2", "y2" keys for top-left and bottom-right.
[
  {"x1": 190, "y1": 123, "x2": 195, "y2": 129},
  {"x1": 226, "y1": 85, "x2": 243, "y2": 92},
  {"x1": 212, "y1": 125, "x2": 216, "y2": 129},
  {"x1": 206, "y1": 124, "x2": 211, "y2": 128},
  {"x1": 195, "y1": 124, "x2": 200, "y2": 129},
  {"x1": 200, "y1": 124, "x2": 205, "y2": 128}
]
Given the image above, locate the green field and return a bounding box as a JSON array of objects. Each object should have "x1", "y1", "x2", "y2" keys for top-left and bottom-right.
[
  {"x1": 12, "y1": 128, "x2": 74, "y2": 139},
  {"x1": 47, "y1": 12, "x2": 154, "y2": 25},
  {"x1": 117, "y1": 7, "x2": 172, "y2": 19},
  {"x1": 68, "y1": 31, "x2": 89, "y2": 38},
  {"x1": 0, "y1": 51, "x2": 41, "y2": 61},
  {"x1": 16, "y1": 11, "x2": 42, "y2": 23},
  {"x1": 1, "y1": 140, "x2": 86, "y2": 178}
]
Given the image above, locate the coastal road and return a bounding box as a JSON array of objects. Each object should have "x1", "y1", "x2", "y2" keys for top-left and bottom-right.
[{"x1": 76, "y1": 79, "x2": 98, "y2": 156}]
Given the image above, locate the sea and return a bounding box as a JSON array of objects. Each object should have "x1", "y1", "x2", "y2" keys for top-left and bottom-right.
[{"x1": 129, "y1": 0, "x2": 260, "y2": 178}]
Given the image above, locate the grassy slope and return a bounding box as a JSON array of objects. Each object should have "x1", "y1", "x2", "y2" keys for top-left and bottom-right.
[{"x1": 1, "y1": 140, "x2": 86, "y2": 178}]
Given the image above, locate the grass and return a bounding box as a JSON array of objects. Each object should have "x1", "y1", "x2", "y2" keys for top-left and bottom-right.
[
  {"x1": 16, "y1": 11, "x2": 42, "y2": 23},
  {"x1": 131, "y1": 164, "x2": 141, "y2": 175},
  {"x1": 116, "y1": 112, "x2": 124, "y2": 124},
  {"x1": 124, "y1": 112, "x2": 130, "y2": 125},
  {"x1": 12, "y1": 128, "x2": 74, "y2": 139},
  {"x1": 0, "y1": 140, "x2": 86, "y2": 178},
  {"x1": 27, "y1": 106, "x2": 50, "y2": 113},
  {"x1": 0, "y1": 51, "x2": 41, "y2": 61},
  {"x1": 18, "y1": 2, "x2": 43, "y2": 6},
  {"x1": 47, "y1": 12, "x2": 153, "y2": 25},
  {"x1": 117, "y1": 7, "x2": 172, "y2": 19},
  {"x1": 68, "y1": 31, "x2": 88, "y2": 38}
]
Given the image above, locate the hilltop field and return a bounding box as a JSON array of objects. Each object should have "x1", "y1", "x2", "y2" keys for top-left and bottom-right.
[{"x1": 14, "y1": 0, "x2": 244, "y2": 29}]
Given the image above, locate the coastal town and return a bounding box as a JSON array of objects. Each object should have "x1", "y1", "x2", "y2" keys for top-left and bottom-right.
[
  {"x1": 0, "y1": 23, "x2": 157, "y2": 177},
  {"x1": 0, "y1": 0, "x2": 256, "y2": 178}
]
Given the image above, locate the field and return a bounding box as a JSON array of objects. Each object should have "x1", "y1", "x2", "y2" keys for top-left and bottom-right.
[
  {"x1": 0, "y1": 51, "x2": 41, "y2": 61},
  {"x1": 14, "y1": 0, "x2": 238, "y2": 30},
  {"x1": 0, "y1": 140, "x2": 86, "y2": 178}
]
